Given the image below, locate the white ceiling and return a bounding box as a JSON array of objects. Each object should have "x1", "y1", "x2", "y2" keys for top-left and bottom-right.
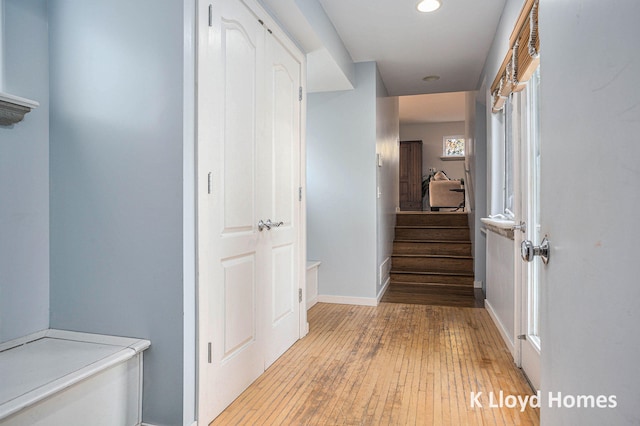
[
  {"x1": 399, "y1": 92, "x2": 466, "y2": 124},
  {"x1": 317, "y1": 0, "x2": 506, "y2": 96}
]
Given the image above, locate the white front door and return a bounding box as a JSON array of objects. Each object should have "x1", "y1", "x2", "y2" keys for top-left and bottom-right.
[
  {"x1": 196, "y1": 0, "x2": 304, "y2": 422},
  {"x1": 514, "y1": 68, "x2": 541, "y2": 390}
]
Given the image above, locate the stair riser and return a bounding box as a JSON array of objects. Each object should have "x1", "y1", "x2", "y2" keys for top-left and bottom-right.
[
  {"x1": 395, "y1": 228, "x2": 470, "y2": 241},
  {"x1": 392, "y1": 257, "x2": 473, "y2": 273},
  {"x1": 390, "y1": 273, "x2": 474, "y2": 286},
  {"x1": 396, "y1": 214, "x2": 469, "y2": 227},
  {"x1": 393, "y1": 241, "x2": 472, "y2": 256},
  {"x1": 389, "y1": 283, "x2": 475, "y2": 296}
]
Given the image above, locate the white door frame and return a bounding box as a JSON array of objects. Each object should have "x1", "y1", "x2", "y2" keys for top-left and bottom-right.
[{"x1": 512, "y1": 75, "x2": 541, "y2": 390}]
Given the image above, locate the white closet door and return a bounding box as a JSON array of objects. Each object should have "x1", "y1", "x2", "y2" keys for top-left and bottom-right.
[
  {"x1": 197, "y1": 0, "x2": 265, "y2": 422},
  {"x1": 261, "y1": 33, "x2": 302, "y2": 369},
  {"x1": 197, "y1": 0, "x2": 304, "y2": 422}
]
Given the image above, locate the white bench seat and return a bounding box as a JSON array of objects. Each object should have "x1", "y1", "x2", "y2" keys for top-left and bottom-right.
[{"x1": 0, "y1": 329, "x2": 150, "y2": 426}]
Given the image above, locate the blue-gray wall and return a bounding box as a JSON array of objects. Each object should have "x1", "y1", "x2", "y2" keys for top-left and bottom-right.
[
  {"x1": 307, "y1": 62, "x2": 379, "y2": 300},
  {"x1": 375, "y1": 66, "x2": 399, "y2": 297},
  {"x1": 48, "y1": 1, "x2": 185, "y2": 425},
  {"x1": 0, "y1": 0, "x2": 50, "y2": 343}
]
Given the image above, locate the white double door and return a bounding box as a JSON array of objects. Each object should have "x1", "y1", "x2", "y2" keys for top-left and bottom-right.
[{"x1": 196, "y1": 0, "x2": 304, "y2": 422}]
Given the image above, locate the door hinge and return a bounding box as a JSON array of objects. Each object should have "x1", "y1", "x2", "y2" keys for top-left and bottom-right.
[
  {"x1": 298, "y1": 288, "x2": 303, "y2": 303},
  {"x1": 207, "y1": 172, "x2": 212, "y2": 194},
  {"x1": 517, "y1": 334, "x2": 527, "y2": 340},
  {"x1": 208, "y1": 4, "x2": 213, "y2": 27},
  {"x1": 299, "y1": 87, "x2": 303, "y2": 102},
  {"x1": 298, "y1": 187, "x2": 302, "y2": 201},
  {"x1": 208, "y1": 342, "x2": 212, "y2": 363}
]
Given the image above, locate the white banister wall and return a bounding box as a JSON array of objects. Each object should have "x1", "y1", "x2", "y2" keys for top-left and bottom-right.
[
  {"x1": 484, "y1": 230, "x2": 515, "y2": 357},
  {"x1": 468, "y1": 91, "x2": 488, "y2": 291}
]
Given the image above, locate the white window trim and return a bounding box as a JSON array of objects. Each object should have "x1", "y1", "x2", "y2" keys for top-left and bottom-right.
[
  {"x1": 504, "y1": 96, "x2": 514, "y2": 217},
  {"x1": 489, "y1": 103, "x2": 506, "y2": 216}
]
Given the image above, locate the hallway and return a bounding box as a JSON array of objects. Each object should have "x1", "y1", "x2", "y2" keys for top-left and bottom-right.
[{"x1": 211, "y1": 303, "x2": 539, "y2": 425}]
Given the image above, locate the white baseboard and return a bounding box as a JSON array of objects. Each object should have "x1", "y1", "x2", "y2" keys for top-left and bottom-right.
[
  {"x1": 484, "y1": 300, "x2": 515, "y2": 358},
  {"x1": 376, "y1": 276, "x2": 390, "y2": 304},
  {"x1": 316, "y1": 294, "x2": 378, "y2": 307},
  {"x1": 306, "y1": 296, "x2": 318, "y2": 310},
  {"x1": 315, "y1": 274, "x2": 389, "y2": 307},
  {"x1": 474, "y1": 280, "x2": 483, "y2": 288}
]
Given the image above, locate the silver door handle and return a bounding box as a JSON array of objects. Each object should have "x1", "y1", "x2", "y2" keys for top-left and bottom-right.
[
  {"x1": 266, "y1": 219, "x2": 283, "y2": 228},
  {"x1": 258, "y1": 219, "x2": 284, "y2": 232},
  {"x1": 521, "y1": 237, "x2": 550, "y2": 264}
]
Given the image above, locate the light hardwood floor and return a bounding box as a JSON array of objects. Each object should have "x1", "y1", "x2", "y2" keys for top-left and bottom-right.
[{"x1": 211, "y1": 303, "x2": 539, "y2": 425}]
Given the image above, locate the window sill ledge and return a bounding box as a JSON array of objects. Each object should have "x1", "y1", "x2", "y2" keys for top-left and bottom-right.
[
  {"x1": 480, "y1": 217, "x2": 515, "y2": 240},
  {"x1": 0, "y1": 92, "x2": 39, "y2": 126},
  {"x1": 440, "y1": 156, "x2": 464, "y2": 161}
]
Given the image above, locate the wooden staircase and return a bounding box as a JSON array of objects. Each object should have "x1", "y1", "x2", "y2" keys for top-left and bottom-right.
[{"x1": 390, "y1": 212, "x2": 474, "y2": 296}]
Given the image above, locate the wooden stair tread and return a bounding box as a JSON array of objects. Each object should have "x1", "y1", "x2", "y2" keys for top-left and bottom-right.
[
  {"x1": 392, "y1": 254, "x2": 473, "y2": 259},
  {"x1": 390, "y1": 212, "x2": 474, "y2": 298},
  {"x1": 395, "y1": 228, "x2": 470, "y2": 241},
  {"x1": 390, "y1": 281, "x2": 474, "y2": 288},
  {"x1": 390, "y1": 270, "x2": 475, "y2": 277},
  {"x1": 396, "y1": 211, "x2": 468, "y2": 214},
  {"x1": 396, "y1": 225, "x2": 469, "y2": 229},
  {"x1": 394, "y1": 239, "x2": 471, "y2": 244}
]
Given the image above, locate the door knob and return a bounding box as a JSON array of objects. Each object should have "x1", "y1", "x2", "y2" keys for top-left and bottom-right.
[{"x1": 521, "y1": 237, "x2": 550, "y2": 264}]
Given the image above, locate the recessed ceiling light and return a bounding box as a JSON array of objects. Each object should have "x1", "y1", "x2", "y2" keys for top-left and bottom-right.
[
  {"x1": 417, "y1": 0, "x2": 442, "y2": 13},
  {"x1": 422, "y1": 75, "x2": 440, "y2": 82}
]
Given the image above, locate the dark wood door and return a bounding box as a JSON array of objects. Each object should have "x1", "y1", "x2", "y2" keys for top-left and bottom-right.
[{"x1": 399, "y1": 140, "x2": 423, "y2": 211}]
